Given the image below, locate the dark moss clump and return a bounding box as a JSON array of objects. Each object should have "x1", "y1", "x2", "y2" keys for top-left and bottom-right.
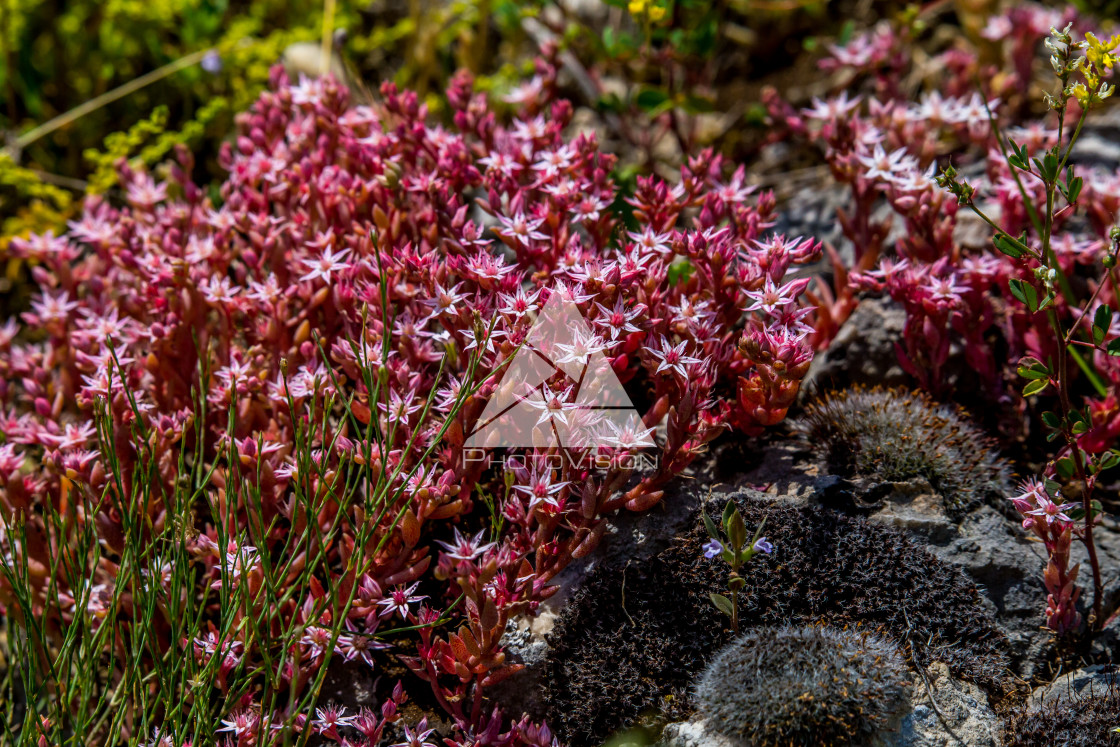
[
  {"x1": 1004, "y1": 676, "x2": 1120, "y2": 747},
  {"x1": 696, "y1": 625, "x2": 912, "y2": 746},
  {"x1": 542, "y1": 496, "x2": 1010, "y2": 745},
  {"x1": 798, "y1": 388, "x2": 1011, "y2": 515}
]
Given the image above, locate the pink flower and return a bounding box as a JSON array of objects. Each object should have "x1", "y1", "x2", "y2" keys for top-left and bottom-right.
[
  {"x1": 217, "y1": 709, "x2": 259, "y2": 739},
  {"x1": 499, "y1": 286, "x2": 543, "y2": 318},
  {"x1": 300, "y1": 246, "x2": 352, "y2": 284},
  {"x1": 390, "y1": 718, "x2": 437, "y2": 747},
  {"x1": 512, "y1": 467, "x2": 571, "y2": 511},
  {"x1": 1026, "y1": 497, "x2": 1080, "y2": 526},
  {"x1": 803, "y1": 91, "x2": 862, "y2": 121},
  {"x1": 495, "y1": 212, "x2": 548, "y2": 245},
  {"x1": 313, "y1": 704, "x2": 354, "y2": 735},
  {"x1": 524, "y1": 382, "x2": 578, "y2": 428},
  {"x1": 436, "y1": 528, "x2": 497, "y2": 562},
  {"x1": 742, "y1": 277, "x2": 810, "y2": 316},
  {"x1": 649, "y1": 336, "x2": 703, "y2": 379},
  {"x1": 857, "y1": 145, "x2": 918, "y2": 184},
  {"x1": 593, "y1": 297, "x2": 644, "y2": 340},
  {"x1": 377, "y1": 582, "x2": 427, "y2": 620},
  {"x1": 28, "y1": 290, "x2": 79, "y2": 325}
]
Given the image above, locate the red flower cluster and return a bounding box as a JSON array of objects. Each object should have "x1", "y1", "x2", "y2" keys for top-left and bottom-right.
[{"x1": 0, "y1": 58, "x2": 819, "y2": 743}]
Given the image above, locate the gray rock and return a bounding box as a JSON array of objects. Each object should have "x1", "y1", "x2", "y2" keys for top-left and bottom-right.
[
  {"x1": 801, "y1": 296, "x2": 909, "y2": 396},
  {"x1": 489, "y1": 615, "x2": 556, "y2": 720},
  {"x1": 554, "y1": 0, "x2": 609, "y2": 23},
  {"x1": 1071, "y1": 105, "x2": 1120, "y2": 173},
  {"x1": 867, "y1": 479, "x2": 954, "y2": 539},
  {"x1": 657, "y1": 719, "x2": 737, "y2": 747},
  {"x1": 862, "y1": 474, "x2": 1120, "y2": 679},
  {"x1": 954, "y1": 207, "x2": 998, "y2": 251},
  {"x1": 1030, "y1": 665, "x2": 1119, "y2": 707},
  {"x1": 769, "y1": 176, "x2": 849, "y2": 250},
  {"x1": 281, "y1": 43, "x2": 351, "y2": 88},
  {"x1": 880, "y1": 663, "x2": 1002, "y2": 747}
]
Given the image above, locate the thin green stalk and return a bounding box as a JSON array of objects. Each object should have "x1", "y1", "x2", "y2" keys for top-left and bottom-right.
[{"x1": 14, "y1": 48, "x2": 216, "y2": 152}]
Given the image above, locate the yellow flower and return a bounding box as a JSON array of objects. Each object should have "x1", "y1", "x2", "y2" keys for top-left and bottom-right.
[
  {"x1": 1084, "y1": 31, "x2": 1120, "y2": 72},
  {"x1": 1071, "y1": 82, "x2": 1093, "y2": 107},
  {"x1": 628, "y1": 0, "x2": 646, "y2": 14},
  {"x1": 648, "y1": 4, "x2": 667, "y2": 21}
]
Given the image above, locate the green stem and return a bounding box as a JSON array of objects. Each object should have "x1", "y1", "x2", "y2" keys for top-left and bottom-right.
[
  {"x1": 731, "y1": 585, "x2": 739, "y2": 634},
  {"x1": 14, "y1": 47, "x2": 215, "y2": 152},
  {"x1": 320, "y1": 0, "x2": 337, "y2": 75}
]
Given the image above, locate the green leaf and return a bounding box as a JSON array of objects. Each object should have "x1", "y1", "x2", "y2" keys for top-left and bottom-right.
[
  {"x1": 1067, "y1": 500, "x2": 1106, "y2": 523},
  {"x1": 1007, "y1": 139, "x2": 1028, "y2": 170},
  {"x1": 993, "y1": 234, "x2": 1024, "y2": 259},
  {"x1": 668, "y1": 258, "x2": 695, "y2": 286},
  {"x1": 1055, "y1": 457, "x2": 1075, "y2": 479},
  {"x1": 1107, "y1": 338, "x2": 1120, "y2": 356},
  {"x1": 1017, "y1": 357, "x2": 1049, "y2": 380},
  {"x1": 635, "y1": 88, "x2": 671, "y2": 112},
  {"x1": 702, "y1": 511, "x2": 720, "y2": 540},
  {"x1": 728, "y1": 510, "x2": 747, "y2": 552},
  {"x1": 1033, "y1": 152, "x2": 1059, "y2": 181},
  {"x1": 602, "y1": 27, "x2": 616, "y2": 54},
  {"x1": 722, "y1": 499, "x2": 736, "y2": 531},
  {"x1": 681, "y1": 94, "x2": 715, "y2": 114},
  {"x1": 710, "y1": 593, "x2": 735, "y2": 617},
  {"x1": 1098, "y1": 450, "x2": 1120, "y2": 472},
  {"x1": 1009, "y1": 279, "x2": 1040, "y2": 312},
  {"x1": 1094, "y1": 304, "x2": 1112, "y2": 346},
  {"x1": 1040, "y1": 410, "x2": 1062, "y2": 429},
  {"x1": 1023, "y1": 378, "x2": 1049, "y2": 396},
  {"x1": 1068, "y1": 176, "x2": 1083, "y2": 203}
]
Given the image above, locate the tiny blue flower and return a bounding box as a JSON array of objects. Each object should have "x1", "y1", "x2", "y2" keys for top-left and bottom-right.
[
  {"x1": 201, "y1": 50, "x2": 223, "y2": 75},
  {"x1": 753, "y1": 537, "x2": 774, "y2": 554},
  {"x1": 703, "y1": 539, "x2": 723, "y2": 559}
]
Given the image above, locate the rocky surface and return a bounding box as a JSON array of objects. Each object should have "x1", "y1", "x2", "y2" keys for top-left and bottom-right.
[
  {"x1": 1030, "y1": 664, "x2": 1119, "y2": 706},
  {"x1": 658, "y1": 720, "x2": 738, "y2": 747},
  {"x1": 801, "y1": 297, "x2": 909, "y2": 396},
  {"x1": 862, "y1": 475, "x2": 1120, "y2": 681},
  {"x1": 881, "y1": 663, "x2": 1002, "y2": 747},
  {"x1": 490, "y1": 350, "x2": 1120, "y2": 741}
]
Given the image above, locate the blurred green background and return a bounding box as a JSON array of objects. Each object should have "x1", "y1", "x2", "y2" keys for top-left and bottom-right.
[{"x1": 0, "y1": 0, "x2": 891, "y2": 265}]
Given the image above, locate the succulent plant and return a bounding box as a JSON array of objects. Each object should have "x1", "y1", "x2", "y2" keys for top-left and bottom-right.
[
  {"x1": 798, "y1": 387, "x2": 1011, "y2": 514},
  {"x1": 694, "y1": 624, "x2": 912, "y2": 747}
]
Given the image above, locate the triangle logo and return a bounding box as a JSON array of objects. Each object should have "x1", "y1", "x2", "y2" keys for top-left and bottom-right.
[{"x1": 465, "y1": 286, "x2": 655, "y2": 451}]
